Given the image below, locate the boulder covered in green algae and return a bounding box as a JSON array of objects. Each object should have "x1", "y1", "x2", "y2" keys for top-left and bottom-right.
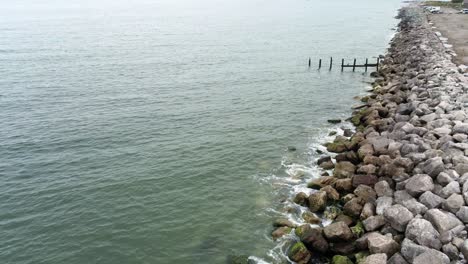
[
  {"x1": 331, "y1": 255, "x2": 353, "y2": 264},
  {"x1": 350, "y1": 221, "x2": 365, "y2": 238},
  {"x1": 288, "y1": 242, "x2": 311, "y2": 264},
  {"x1": 355, "y1": 251, "x2": 369, "y2": 264}
]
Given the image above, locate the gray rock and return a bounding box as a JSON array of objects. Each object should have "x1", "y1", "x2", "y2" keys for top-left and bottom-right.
[
  {"x1": 419, "y1": 191, "x2": 444, "y2": 209},
  {"x1": 455, "y1": 163, "x2": 468, "y2": 176},
  {"x1": 460, "y1": 240, "x2": 468, "y2": 260},
  {"x1": 394, "y1": 190, "x2": 413, "y2": 204},
  {"x1": 453, "y1": 133, "x2": 468, "y2": 142},
  {"x1": 362, "y1": 253, "x2": 387, "y2": 264},
  {"x1": 402, "y1": 198, "x2": 428, "y2": 215},
  {"x1": 363, "y1": 215, "x2": 386, "y2": 232},
  {"x1": 439, "y1": 181, "x2": 460, "y2": 199},
  {"x1": 367, "y1": 232, "x2": 399, "y2": 256},
  {"x1": 436, "y1": 172, "x2": 454, "y2": 186},
  {"x1": 384, "y1": 204, "x2": 413, "y2": 232},
  {"x1": 453, "y1": 123, "x2": 468, "y2": 134},
  {"x1": 374, "y1": 181, "x2": 393, "y2": 197},
  {"x1": 412, "y1": 250, "x2": 450, "y2": 264},
  {"x1": 425, "y1": 209, "x2": 463, "y2": 233},
  {"x1": 423, "y1": 157, "x2": 445, "y2": 178},
  {"x1": 405, "y1": 218, "x2": 441, "y2": 250},
  {"x1": 400, "y1": 238, "x2": 428, "y2": 263},
  {"x1": 376, "y1": 196, "x2": 393, "y2": 215},
  {"x1": 456, "y1": 206, "x2": 468, "y2": 223},
  {"x1": 442, "y1": 193, "x2": 464, "y2": 214},
  {"x1": 405, "y1": 174, "x2": 434, "y2": 197},
  {"x1": 442, "y1": 243, "x2": 459, "y2": 261},
  {"x1": 387, "y1": 253, "x2": 408, "y2": 264}
]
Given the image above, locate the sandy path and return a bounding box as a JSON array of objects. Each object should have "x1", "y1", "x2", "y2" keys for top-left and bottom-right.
[{"x1": 428, "y1": 8, "x2": 468, "y2": 66}]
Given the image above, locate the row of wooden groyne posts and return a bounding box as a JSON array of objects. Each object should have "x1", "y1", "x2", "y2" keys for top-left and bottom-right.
[{"x1": 309, "y1": 57, "x2": 381, "y2": 72}]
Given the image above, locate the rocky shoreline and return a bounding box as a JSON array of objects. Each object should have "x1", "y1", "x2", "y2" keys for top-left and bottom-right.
[{"x1": 271, "y1": 6, "x2": 468, "y2": 264}]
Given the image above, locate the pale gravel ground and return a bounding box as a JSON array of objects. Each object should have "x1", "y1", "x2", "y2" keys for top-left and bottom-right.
[{"x1": 428, "y1": 7, "x2": 468, "y2": 66}]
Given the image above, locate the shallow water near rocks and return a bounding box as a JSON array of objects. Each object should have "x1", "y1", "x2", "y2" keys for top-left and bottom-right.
[{"x1": 0, "y1": 0, "x2": 401, "y2": 263}]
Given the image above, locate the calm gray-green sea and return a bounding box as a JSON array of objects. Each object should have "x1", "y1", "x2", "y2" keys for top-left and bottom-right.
[{"x1": 0, "y1": 0, "x2": 402, "y2": 263}]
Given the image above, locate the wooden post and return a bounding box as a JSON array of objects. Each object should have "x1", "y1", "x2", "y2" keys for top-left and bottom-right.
[
  {"x1": 318, "y1": 59, "x2": 322, "y2": 69},
  {"x1": 341, "y1": 59, "x2": 344, "y2": 71},
  {"x1": 376, "y1": 57, "x2": 380, "y2": 71},
  {"x1": 308, "y1": 58, "x2": 311, "y2": 68},
  {"x1": 365, "y1": 58, "x2": 368, "y2": 72},
  {"x1": 352, "y1": 58, "x2": 356, "y2": 72},
  {"x1": 329, "y1": 57, "x2": 333, "y2": 71}
]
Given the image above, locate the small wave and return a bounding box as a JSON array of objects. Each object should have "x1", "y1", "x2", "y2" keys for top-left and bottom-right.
[{"x1": 251, "y1": 122, "x2": 355, "y2": 263}]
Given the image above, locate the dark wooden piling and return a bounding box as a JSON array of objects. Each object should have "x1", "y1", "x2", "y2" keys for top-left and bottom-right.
[
  {"x1": 376, "y1": 57, "x2": 380, "y2": 71},
  {"x1": 329, "y1": 57, "x2": 333, "y2": 71},
  {"x1": 352, "y1": 58, "x2": 356, "y2": 72},
  {"x1": 341, "y1": 59, "x2": 344, "y2": 71},
  {"x1": 318, "y1": 59, "x2": 322, "y2": 69},
  {"x1": 365, "y1": 58, "x2": 368, "y2": 72},
  {"x1": 308, "y1": 58, "x2": 311, "y2": 68}
]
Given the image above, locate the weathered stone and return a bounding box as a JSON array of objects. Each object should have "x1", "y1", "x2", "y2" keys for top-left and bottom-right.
[
  {"x1": 363, "y1": 215, "x2": 386, "y2": 231},
  {"x1": 362, "y1": 253, "x2": 387, "y2": 264},
  {"x1": 394, "y1": 190, "x2": 413, "y2": 204},
  {"x1": 412, "y1": 250, "x2": 450, "y2": 264},
  {"x1": 357, "y1": 164, "x2": 377, "y2": 175},
  {"x1": 442, "y1": 243, "x2": 459, "y2": 261},
  {"x1": 334, "y1": 161, "x2": 356, "y2": 179},
  {"x1": 295, "y1": 225, "x2": 328, "y2": 253},
  {"x1": 329, "y1": 241, "x2": 356, "y2": 255},
  {"x1": 343, "y1": 197, "x2": 364, "y2": 217},
  {"x1": 288, "y1": 242, "x2": 311, "y2": 264},
  {"x1": 324, "y1": 221, "x2": 353, "y2": 242},
  {"x1": 405, "y1": 218, "x2": 441, "y2": 250},
  {"x1": 358, "y1": 144, "x2": 374, "y2": 160},
  {"x1": 271, "y1": 226, "x2": 291, "y2": 240},
  {"x1": 455, "y1": 163, "x2": 468, "y2": 176},
  {"x1": 354, "y1": 185, "x2": 377, "y2": 203},
  {"x1": 387, "y1": 253, "x2": 409, "y2": 264},
  {"x1": 334, "y1": 178, "x2": 353, "y2": 192},
  {"x1": 400, "y1": 238, "x2": 426, "y2": 263},
  {"x1": 442, "y1": 193, "x2": 464, "y2": 214},
  {"x1": 334, "y1": 214, "x2": 354, "y2": 226},
  {"x1": 320, "y1": 185, "x2": 340, "y2": 201},
  {"x1": 383, "y1": 204, "x2": 413, "y2": 232},
  {"x1": 405, "y1": 174, "x2": 434, "y2": 197},
  {"x1": 302, "y1": 211, "x2": 321, "y2": 224},
  {"x1": 273, "y1": 218, "x2": 296, "y2": 228},
  {"x1": 424, "y1": 209, "x2": 463, "y2": 233},
  {"x1": 293, "y1": 192, "x2": 308, "y2": 206},
  {"x1": 419, "y1": 191, "x2": 444, "y2": 209},
  {"x1": 352, "y1": 174, "x2": 378, "y2": 187},
  {"x1": 360, "y1": 202, "x2": 375, "y2": 220},
  {"x1": 456, "y1": 206, "x2": 468, "y2": 223},
  {"x1": 367, "y1": 232, "x2": 399, "y2": 256},
  {"x1": 453, "y1": 123, "x2": 468, "y2": 134},
  {"x1": 439, "y1": 181, "x2": 460, "y2": 199},
  {"x1": 308, "y1": 191, "x2": 328, "y2": 212},
  {"x1": 374, "y1": 181, "x2": 393, "y2": 197},
  {"x1": 308, "y1": 176, "x2": 337, "y2": 189},
  {"x1": 376, "y1": 196, "x2": 393, "y2": 215},
  {"x1": 423, "y1": 157, "x2": 445, "y2": 178},
  {"x1": 460, "y1": 240, "x2": 468, "y2": 260},
  {"x1": 402, "y1": 198, "x2": 428, "y2": 215},
  {"x1": 436, "y1": 172, "x2": 453, "y2": 186}
]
